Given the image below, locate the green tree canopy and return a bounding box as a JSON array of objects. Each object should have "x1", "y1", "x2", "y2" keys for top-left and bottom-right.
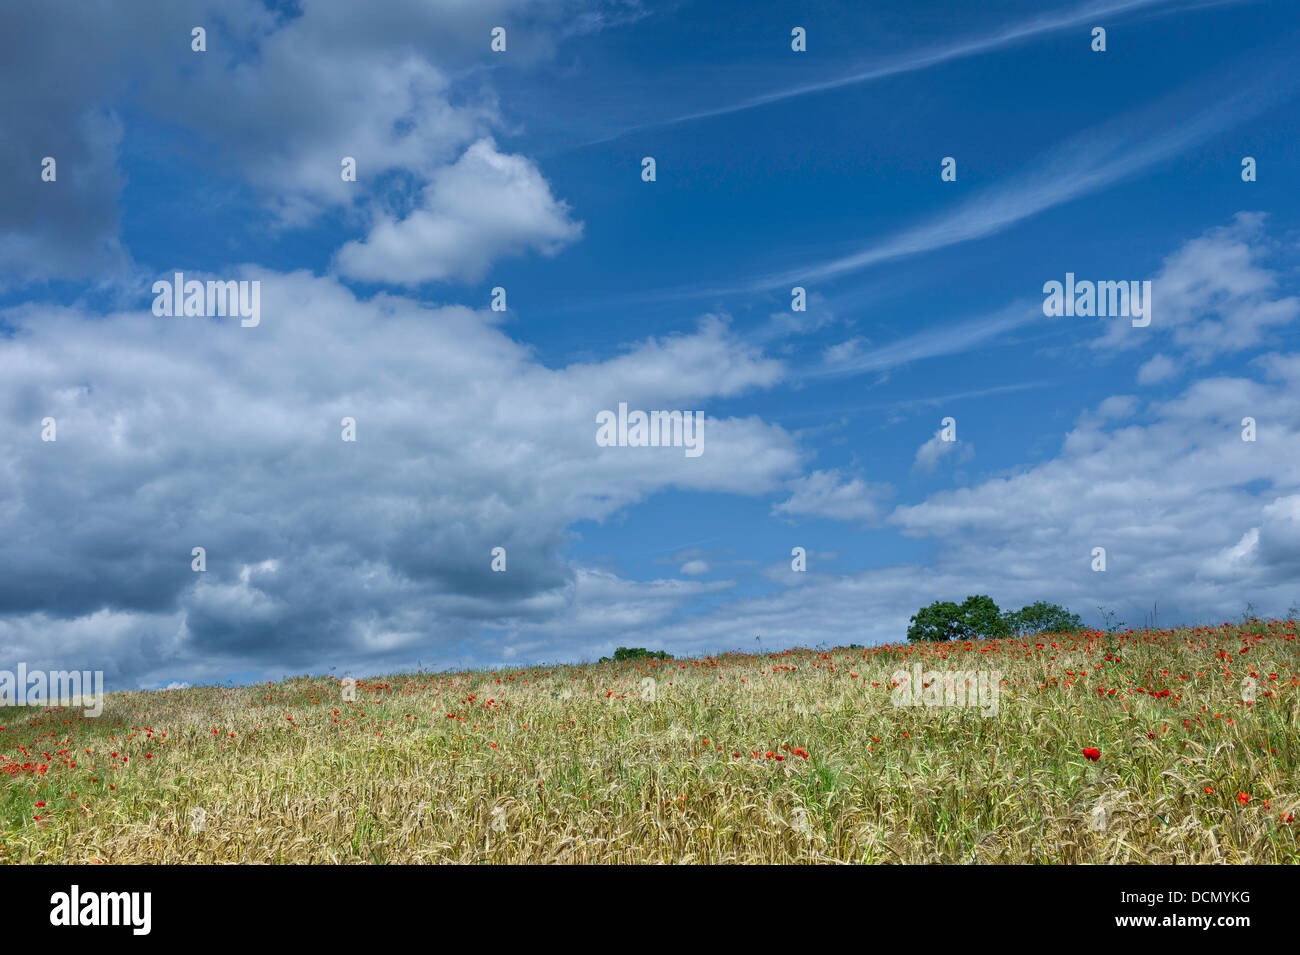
[
  {"x1": 1004, "y1": 600, "x2": 1084, "y2": 636},
  {"x1": 906, "y1": 596, "x2": 1081, "y2": 641},
  {"x1": 598, "y1": 647, "x2": 673, "y2": 663}
]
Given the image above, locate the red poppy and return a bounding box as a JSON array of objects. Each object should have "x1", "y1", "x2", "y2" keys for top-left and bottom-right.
[{"x1": 1082, "y1": 747, "x2": 1101, "y2": 762}]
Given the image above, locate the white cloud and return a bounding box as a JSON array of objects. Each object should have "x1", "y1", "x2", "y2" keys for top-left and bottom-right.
[
  {"x1": 822, "y1": 337, "x2": 869, "y2": 367},
  {"x1": 1201, "y1": 527, "x2": 1260, "y2": 580},
  {"x1": 887, "y1": 360, "x2": 1300, "y2": 616},
  {"x1": 1257, "y1": 494, "x2": 1300, "y2": 571},
  {"x1": 7, "y1": 291, "x2": 1296, "y2": 681},
  {"x1": 913, "y1": 429, "x2": 973, "y2": 474},
  {"x1": 1198, "y1": 496, "x2": 1300, "y2": 580},
  {"x1": 577, "y1": 355, "x2": 1300, "y2": 661},
  {"x1": 773, "y1": 469, "x2": 890, "y2": 523},
  {"x1": 1097, "y1": 213, "x2": 1300, "y2": 359},
  {"x1": 0, "y1": 271, "x2": 795, "y2": 686},
  {"x1": 335, "y1": 139, "x2": 583, "y2": 285},
  {"x1": 1092, "y1": 395, "x2": 1140, "y2": 422},
  {"x1": 679, "y1": 560, "x2": 709, "y2": 576},
  {"x1": 0, "y1": 0, "x2": 616, "y2": 283},
  {"x1": 1137, "y1": 353, "x2": 1180, "y2": 385}
]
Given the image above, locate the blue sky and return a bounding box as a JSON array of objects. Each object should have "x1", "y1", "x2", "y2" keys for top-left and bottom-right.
[{"x1": 2, "y1": 0, "x2": 1299, "y2": 688}]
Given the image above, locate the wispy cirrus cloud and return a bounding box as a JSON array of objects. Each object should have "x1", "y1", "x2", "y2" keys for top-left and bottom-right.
[
  {"x1": 580, "y1": 0, "x2": 1256, "y2": 145},
  {"x1": 623, "y1": 52, "x2": 1295, "y2": 310},
  {"x1": 808, "y1": 303, "x2": 1035, "y2": 380},
  {"x1": 761, "y1": 67, "x2": 1292, "y2": 292}
]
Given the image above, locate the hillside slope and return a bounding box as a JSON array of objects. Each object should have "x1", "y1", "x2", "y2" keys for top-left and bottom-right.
[{"x1": 3, "y1": 620, "x2": 1297, "y2": 863}]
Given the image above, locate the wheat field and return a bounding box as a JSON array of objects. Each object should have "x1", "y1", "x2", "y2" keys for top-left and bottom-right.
[{"x1": 2, "y1": 619, "x2": 1297, "y2": 864}]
